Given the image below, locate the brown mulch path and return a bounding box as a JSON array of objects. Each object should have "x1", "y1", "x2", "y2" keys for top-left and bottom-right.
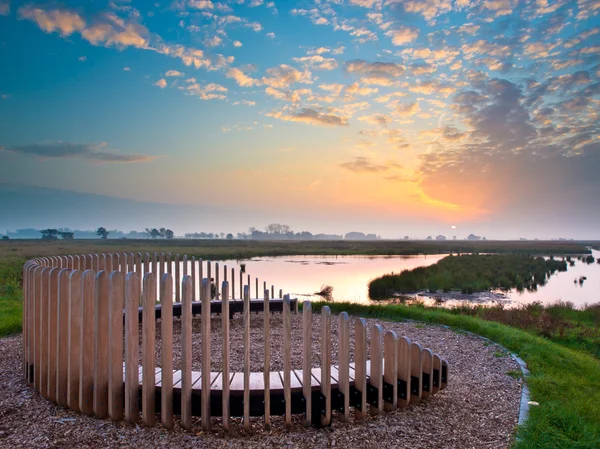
[{"x1": 0, "y1": 314, "x2": 523, "y2": 448}]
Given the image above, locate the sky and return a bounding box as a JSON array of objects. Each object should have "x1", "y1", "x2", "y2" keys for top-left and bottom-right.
[{"x1": 0, "y1": 0, "x2": 599, "y2": 239}]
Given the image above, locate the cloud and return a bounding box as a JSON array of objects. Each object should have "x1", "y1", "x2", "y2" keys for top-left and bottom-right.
[
  {"x1": 263, "y1": 64, "x2": 312, "y2": 88},
  {"x1": 268, "y1": 108, "x2": 349, "y2": 127},
  {"x1": 349, "y1": 0, "x2": 382, "y2": 8},
  {"x1": 233, "y1": 40, "x2": 242, "y2": 47},
  {"x1": 266, "y1": 32, "x2": 275, "y2": 38},
  {"x1": 188, "y1": 0, "x2": 214, "y2": 9},
  {"x1": 226, "y1": 68, "x2": 261, "y2": 86},
  {"x1": 184, "y1": 82, "x2": 227, "y2": 100},
  {"x1": 18, "y1": 6, "x2": 85, "y2": 36},
  {"x1": 358, "y1": 113, "x2": 391, "y2": 125},
  {"x1": 292, "y1": 55, "x2": 338, "y2": 70},
  {"x1": 1, "y1": 141, "x2": 158, "y2": 163},
  {"x1": 166, "y1": 70, "x2": 184, "y2": 77},
  {"x1": 345, "y1": 60, "x2": 406, "y2": 86},
  {"x1": 339, "y1": 157, "x2": 389, "y2": 173},
  {"x1": 204, "y1": 35, "x2": 222, "y2": 47},
  {"x1": 396, "y1": 101, "x2": 420, "y2": 116},
  {"x1": 78, "y1": 55, "x2": 87, "y2": 62},
  {"x1": 154, "y1": 79, "x2": 167, "y2": 88},
  {"x1": 0, "y1": 3, "x2": 9, "y2": 16},
  {"x1": 385, "y1": 26, "x2": 419, "y2": 45}
]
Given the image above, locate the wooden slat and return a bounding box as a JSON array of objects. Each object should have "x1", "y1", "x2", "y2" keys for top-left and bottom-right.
[
  {"x1": 142, "y1": 273, "x2": 156, "y2": 426},
  {"x1": 215, "y1": 262, "x2": 220, "y2": 301},
  {"x1": 421, "y1": 348, "x2": 433, "y2": 399},
  {"x1": 432, "y1": 354, "x2": 441, "y2": 395},
  {"x1": 40, "y1": 268, "x2": 50, "y2": 396},
  {"x1": 320, "y1": 306, "x2": 332, "y2": 426},
  {"x1": 181, "y1": 276, "x2": 193, "y2": 430},
  {"x1": 108, "y1": 272, "x2": 124, "y2": 421},
  {"x1": 441, "y1": 359, "x2": 449, "y2": 390},
  {"x1": 264, "y1": 289, "x2": 271, "y2": 429},
  {"x1": 221, "y1": 281, "x2": 230, "y2": 430},
  {"x1": 166, "y1": 253, "x2": 172, "y2": 276},
  {"x1": 160, "y1": 273, "x2": 174, "y2": 429},
  {"x1": 231, "y1": 268, "x2": 235, "y2": 301},
  {"x1": 243, "y1": 285, "x2": 250, "y2": 430},
  {"x1": 191, "y1": 257, "x2": 196, "y2": 302},
  {"x1": 354, "y1": 318, "x2": 367, "y2": 420},
  {"x1": 34, "y1": 267, "x2": 43, "y2": 389},
  {"x1": 397, "y1": 336, "x2": 412, "y2": 408},
  {"x1": 136, "y1": 254, "x2": 143, "y2": 302},
  {"x1": 67, "y1": 270, "x2": 82, "y2": 411},
  {"x1": 92, "y1": 254, "x2": 99, "y2": 272},
  {"x1": 410, "y1": 342, "x2": 423, "y2": 404},
  {"x1": 283, "y1": 295, "x2": 292, "y2": 428},
  {"x1": 93, "y1": 271, "x2": 109, "y2": 418},
  {"x1": 201, "y1": 277, "x2": 211, "y2": 430},
  {"x1": 125, "y1": 272, "x2": 140, "y2": 422},
  {"x1": 47, "y1": 268, "x2": 59, "y2": 400},
  {"x1": 79, "y1": 270, "x2": 95, "y2": 416},
  {"x1": 26, "y1": 265, "x2": 35, "y2": 383},
  {"x1": 105, "y1": 253, "x2": 113, "y2": 273},
  {"x1": 302, "y1": 301, "x2": 312, "y2": 426},
  {"x1": 370, "y1": 324, "x2": 383, "y2": 416},
  {"x1": 383, "y1": 331, "x2": 398, "y2": 411},
  {"x1": 338, "y1": 312, "x2": 350, "y2": 422},
  {"x1": 174, "y1": 254, "x2": 181, "y2": 303}
]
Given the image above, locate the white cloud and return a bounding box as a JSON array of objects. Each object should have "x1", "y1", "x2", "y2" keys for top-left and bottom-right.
[
  {"x1": 155, "y1": 79, "x2": 167, "y2": 88},
  {"x1": 166, "y1": 70, "x2": 184, "y2": 77},
  {"x1": 385, "y1": 26, "x2": 419, "y2": 46},
  {"x1": 233, "y1": 40, "x2": 242, "y2": 47},
  {"x1": 266, "y1": 32, "x2": 275, "y2": 38}
]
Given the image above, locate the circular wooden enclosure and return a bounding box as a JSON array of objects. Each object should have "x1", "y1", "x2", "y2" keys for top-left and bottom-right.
[{"x1": 21, "y1": 253, "x2": 448, "y2": 432}]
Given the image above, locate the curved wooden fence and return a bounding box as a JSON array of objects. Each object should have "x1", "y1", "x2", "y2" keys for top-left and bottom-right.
[{"x1": 22, "y1": 253, "x2": 448, "y2": 431}]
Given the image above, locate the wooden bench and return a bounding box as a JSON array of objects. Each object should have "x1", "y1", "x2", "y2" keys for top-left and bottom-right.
[{"x1": 130, "y1": 358, "x2": 449, "y2": 418}]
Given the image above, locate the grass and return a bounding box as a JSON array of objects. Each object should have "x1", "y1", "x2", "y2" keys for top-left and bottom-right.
[
  {"x1": 309, "y1": 301, "x2": 600, "y2": 449},
  {"x1": 369, "y1": 254, "x2": 569, "y2": 298}
]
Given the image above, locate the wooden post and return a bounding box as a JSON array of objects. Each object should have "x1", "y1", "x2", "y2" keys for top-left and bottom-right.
[
  {"x1": 255, "y1": 278, "x2": 258, "y2": 299},
  {"x1": 40, "y1": 268, "x2": 50, "y2": 396},
  {"x1": 58, "y1": 269, "x2": 73, "y2": 405},
  {"x1": 47, "y1": 268, "x2": 59, "y2": 400},
  {"x1": 207, "y1": 261, "x2": 212, "y2": 292},
  {"x1": 231, "y1": 268, "x2": 235, "y2": 301},
  {"x1": 141, "y1": 273, "x2": 156, "y2": 426},
  {"x1": 283, "y1": 295, "x2": 292, "y2": 428},
  {"x1": 166, "y1": 253, "x2": 172, "y2": 276},
  {"x1": 279, "y1": 289, "x2": 282, "y2": 299},
  {"x1": 320, "y1": 306, "x2": 332, "y2": 426},
  {"x1": 160, "y1": 273, "x2": 174, "y2": 429},
  {"x1": 128, "y1": 253, "x2": 135, "y2": 275},
  {"x1": 397, "y1": 336, "x2": 412, "y2": 408},
  {"x1": 354, "y1": 318, "x2": 367, "y2": 420},
  {"x1": 383, "y1": 331, "x2": 398, "y2": 411},
  {"x1": 108, "y1": 272, "x2": 124, "y2": 421},
  {"x1": 174, "y1": 254, "x2": 181, "y2": 303},
  {"x1": 181, "y1": 276, "x2": 193, "y2": 430},
  {"x1": 191, "y1": 257, "x2": 196, "y2": 302},
  {"x1": 198, "y1": 258, "x2": 203, "y2": 301},
  {"x1": 136, "y1": 254, "x2": 142, "y2": 292},
  {"x1": 159, "y1": 253, "x2": 165, "y2": 281},
  {"x1": 441, "y1": 359, "x2": 449, "y2": 390},
  {"x1": 152, "y1": 252, "x2": 158, "y2": 277},
  {"x1": 183, "y1": 255, "x2": 188, "y2": 279},
  {"x1": 201, "y1": 278, "x2": 211, "y2": 430},
  {"x1": 271, "y1": 285, "x2": 274, "y2": 300},
  {"x1": 410, "y1": 343, "x2": 423, "y2": 404},
  {"x1": 338, "y1": 312, "x2": 350, "y2": 422},
  {"x1": 221, "y1": 281, "x2": 230, "y2": 431},
  {"x1": 243, "y1": 285, "x2": 250, "y2": 430},
  {"x1": 302, "y1": 301, "x2": 312, "y2": 426},
  {"x1": 421, "y1": 349, "x2": 433, "y2": 399},
  {"x1": 125, "y1": 272, "x2": 140, "y2": 422},
  {"x1": 369, "y1": 324, "x2": 383, "y2": 416},
  {"x1": 215, "y1": 262, "x2": 220, "y2": 301},
  {"x1": 92, "y1": 254, "x2": 99, "y2": 272},
  {"x1": 105, "y1": 253, "x2": 113, "y2": 273},
  {"x1": 432, "y1": 354, "x2": 441, "y2": 395},
  {"x1": 93, "y1": 271, "x2": 109, "y2": 418},
  {"x1": 79, "y1": 270, "x2": 95, "y2": 416},
  {"x1": 239, "y1": 270, "x2": 243, "y2": 301},
  {"x1": 264, "y1": 289, "x2": 271, "y2": 429},
  {"x1": 67, "y1": 270, "x2": 82, "y2": 412}
]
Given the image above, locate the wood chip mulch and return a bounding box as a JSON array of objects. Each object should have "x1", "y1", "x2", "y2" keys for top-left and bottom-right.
[{"x1": 0, "y1": 313, "x2": 523, "y2": 448}]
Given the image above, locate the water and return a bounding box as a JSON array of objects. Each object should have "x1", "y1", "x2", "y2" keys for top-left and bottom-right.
[{"x1": 164, "y1": 251, "x2": 599, "y2": 308}]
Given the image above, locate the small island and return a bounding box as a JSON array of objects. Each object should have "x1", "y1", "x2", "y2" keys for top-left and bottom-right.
[{"x1": 368, "y1": 254, "x2": 569, "y2": 299}]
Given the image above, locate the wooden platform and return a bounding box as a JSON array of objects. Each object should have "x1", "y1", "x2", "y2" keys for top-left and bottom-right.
[
  {"x1": 129, "y1": 360, "x2": 448, "y2": 417},
  {"x1": 138, "y1": 297, "x2": 298, "y2": 322}
]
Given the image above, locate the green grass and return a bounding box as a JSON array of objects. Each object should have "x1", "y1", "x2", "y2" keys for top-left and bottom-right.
[
  {"x1": 369, "y1": 254, "x2": 569, "y2": 298},
  {"x1": 309, "y1": 301, "x2": 600, "y2": 449}
]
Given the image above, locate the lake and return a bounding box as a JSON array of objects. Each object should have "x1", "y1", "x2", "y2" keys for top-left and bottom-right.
[{"x1": 171, "y1": 250, "x2": 599, "y2": 309}]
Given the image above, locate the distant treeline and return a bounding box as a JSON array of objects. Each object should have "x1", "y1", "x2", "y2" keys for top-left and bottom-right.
[{"x1": 369, "y1": 254, "x2": 570, "y2": 299}]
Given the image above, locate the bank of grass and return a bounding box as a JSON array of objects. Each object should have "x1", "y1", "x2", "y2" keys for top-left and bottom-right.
[
  {"x1": 369, "y1": 254, "x2": 569, "y2": 298},
  {"x1": 451, "y1": 301, "x2": 600, "y2": 359},
  {"x1": 310, "y1": 301, "x2": 600, "y2": 449},
  {"x1": 0, "y1": 262, "x2": 23, "y2": 337}
]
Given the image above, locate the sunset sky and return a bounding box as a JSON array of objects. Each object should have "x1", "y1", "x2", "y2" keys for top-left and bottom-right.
[{"x1": 0, "y1": 0, "x2": 598, "y2": 238}]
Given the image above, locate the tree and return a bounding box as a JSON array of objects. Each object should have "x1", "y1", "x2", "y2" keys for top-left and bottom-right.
[
  {"x1": 41, "y1": 229, "x2": 59, "y2": 240},
  {"x1": 145, "y1": 228, "x2": 161, "y2": 239},
  {"x1": 1, "y1": 235, "x2": 8, "y2": 241},
  {"x1": 226, "y1": 233, "x2": 234, "y2": 239},
  {"x1": 58, "y1": 231, "x2": 74, "y2": 240},
  {"x1": 265, "y1": 223, "x2": 291, "y2": 235},
  {"x1": 159, "y1": 228, "x2": 167, "y2": 238},
  {"x1": 165, "y1": 229, "x2": 174, "y2": 239},
  {"x1": 96, "y1": 227, "x2": 109, "y2": 239}
]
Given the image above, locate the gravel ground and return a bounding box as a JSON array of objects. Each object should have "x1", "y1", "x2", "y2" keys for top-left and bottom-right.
[{"x1": 0, "y1": 313, "x2": 523, "y2": 448}]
